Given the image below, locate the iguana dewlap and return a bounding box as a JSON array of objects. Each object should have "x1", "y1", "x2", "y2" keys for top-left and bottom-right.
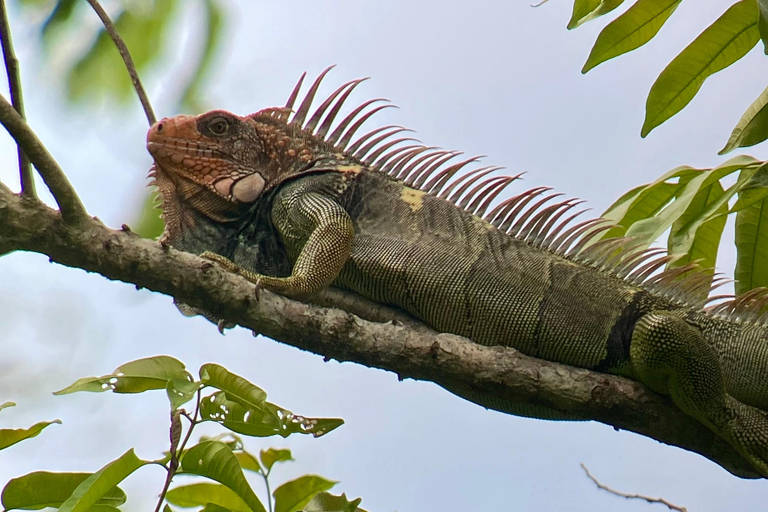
[{"x1": 147, "y1": 69, "x2": 768, "y2": 477}]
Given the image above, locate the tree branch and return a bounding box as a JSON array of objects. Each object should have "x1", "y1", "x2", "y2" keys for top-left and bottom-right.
[
  {"x1": 0, "y1": 184, "x2": 760, "y2": 479},
  {"x1": 0, "y1": 0, "x2": 33, "y2": 196},
  {"x1": 0, "y1": 95, "x2": 86, "y2": 222},
  {"x1": 85, "y1": 0, "x2": 156, "y2": 126},
  {"x1": 581, "y1": 464, "x2": 688, "y2": 512}
]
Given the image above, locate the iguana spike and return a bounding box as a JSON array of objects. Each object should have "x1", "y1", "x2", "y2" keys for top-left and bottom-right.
[
  {"x1": 460, "y1": 174, "x2": 507, "y2": 212},
  {"x1": 443, "y1": 167, "x2": 496, "y2": 203},
  {"x1": 423, "y1": 157, "x2": 479, "y2": 194},
  {"x1": 626, "y1": 255, "x2": 677, "y2": 284},
  {"x1": 383, "y1": 147, "x2": 433, "y2": 176},
  {"x1": 284, "y1": 72, "x2": 307, "y2": 112},
  {"x1": 614, "y1": 248, "x2": 664, "y2": 278},
  {"x1": 554, "y1": 219, "x2": 609, "y2": 255},
  {"x1": 376, "y1": 144, "x2": 425, "y2": 171},
  {"x1": 410, "y1": 152, "x2": 463, "y2": 189},
  {"x1": 539, "y1": 206, "x2": 587, "y2": 249},
  {"x1": 398, "y1": 151, "x2": 452, "y2": 181},
  {"x1": 335, "y1": 104, "x2": 395, "y2": 149},
  {"x1": 292, "y1": 66, "x2": 335, "y2": 128},
  {"x1": 521, "y1": 199, "x2": 579, "y2": 244},
  {"x1": 530, "y1": 199, "x2": 583, "y2": 247},
  {"x1": 471, "y1": 175, "x2": 521, "y2": 217},
  {"x1": 509, "y1": 193, "x2": 562, "y2": 238},
  {"x1": 365, "y1": 137, "x2": 420, "y2": 166},
  {"x1": 491, "y1": 187, "x2": 549, "y2": 231},
  {"x1": 348, "y1": 126, "x2": 407, "y2": 157},
  {"x1": 306, "y1": 78, "x2": 366, "y2": 134}
]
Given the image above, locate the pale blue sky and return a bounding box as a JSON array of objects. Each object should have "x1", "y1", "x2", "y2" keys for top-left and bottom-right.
[{"x1": 2, "y1": 1, "x2": 768, "y2": 510}]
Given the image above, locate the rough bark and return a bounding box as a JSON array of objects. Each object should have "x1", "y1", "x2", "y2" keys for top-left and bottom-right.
[{"x1": 0, "y1": 182, "x2": 759, "y2": 478}]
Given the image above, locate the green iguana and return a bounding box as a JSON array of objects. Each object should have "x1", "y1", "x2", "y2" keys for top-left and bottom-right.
[{"x1": 146, "y1": 68, "x2": 768, "y2": 477}]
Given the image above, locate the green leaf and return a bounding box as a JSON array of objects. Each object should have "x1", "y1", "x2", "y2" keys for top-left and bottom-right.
[
  {"x1": 642, "y1": 0, "x2": 760, "y2": 136},
  {"x1": 0, "y1": 420, "x2": 61, "y2": 450},
  {"x1": 758, "y1": 0, "x2": 768, "y2": 52},
  {"x1": 2, "y1": 472, "x2": 126, "y2": 511},
  {"x1": 201, "y1": 504, "x2": 235, "y2": 512},
  {"x1": 624, "y1": 157, "x2": 755, "y2": 245},
  {"x1": 0, "y1": 401, "x2": 16, "y2": 412},
  {"x1": 720, "y1": 84, "x2": 768, "y2": 153},
  {"x1": 273, "y1": 475, "x2": 337, "y2": 512},
  {"x1": 200, "y1": 391, "x2": 281, "y2": 438},
  {"x1": 67, "y1": 1, "x2": 178, "y2": 104},
  {"x1": 179, "y1": 0, "x2": 224, "y2": 112},
  {"x1": 166, "y1": 483, "x2": 251, "y2": 512},
  {"x1": 732, "y1": 162, "x2": 768, "y2": 211},
  {"x1": 568, "y1": 0, "x2": 626, "y2": 29},
  {"x1": 180, "y1": 441, "x2": 267, "y2": 512},
  {"x1": 600, "y1": 165, "x2": 701, "y2": 240},
  {"x1": 59, "y1": 449, "x2": 148, "y2": 512},
  {"x1": 200, "y1": 364, "x2": 268, "y2": 410},
  {"x1": 235, "y1": 451, "x2": 263, "y2": 473},
  {"x1": 582, "y1": 0, "x2": 682, "y2": 73},
  {"x1": 259, "y1": 448, "x2": 293, "y2": 472},
  {"x1": 667, "y1": 179, "x2": 727, "y2": 272},
  {"x1": 167, "y1": 378, "x2": 201, "y2": 410},
  {"x1": 133, "y1": 191, "x2": 165, "y2": 240},
  {"x1": 41, "y1": 0, "x2": 78, "y2": 39},
  {"x1": 735, "y1": 168, "x2": 768, "y2": 294},
  {"x1": 302, "y1": 492, "x2": 366, "y2": 512},
  {"x1": 55, "y1": 355, "x2": 191, "y2": 395},
  {"x1": 667, "y1": 156, "x2": 760, "y2": 273}
]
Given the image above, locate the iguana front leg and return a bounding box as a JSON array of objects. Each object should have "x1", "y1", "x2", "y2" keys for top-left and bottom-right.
[
  {"x1": 631, "y1": 312, "x2": 768, "y2": 476},
  {"x1": 203, "y1": 192, "x2": 354, "y2": 299}
]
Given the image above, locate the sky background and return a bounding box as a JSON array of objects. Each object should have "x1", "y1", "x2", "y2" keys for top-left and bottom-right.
[{"x1": 2, "y1": 0, "x2": 768, "y2": 510}]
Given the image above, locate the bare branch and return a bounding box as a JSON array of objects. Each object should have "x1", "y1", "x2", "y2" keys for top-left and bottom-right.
[
  {"x1": 85, "y1": 0, "x2": 156, "y2": 126},
  {"x1": 0, "y1": 0, "x2": 33, "y2": 196},
  {"x1": 0, "y1": 185, "x2": 761, "y2": 479},
  {"x1": 581, "y1": 464, "x2": 689, "y2": 512},
  {"x1": 0, "y1": 95, "x2": 86, "y2": 221}
]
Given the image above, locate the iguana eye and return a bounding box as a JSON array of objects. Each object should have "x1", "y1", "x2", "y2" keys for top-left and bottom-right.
[{"x1": 207, "y1": 117, "x2": 230, "y2": 136}]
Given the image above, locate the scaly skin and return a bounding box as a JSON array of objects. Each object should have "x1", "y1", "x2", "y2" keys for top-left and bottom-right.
[{"x1": 146, "y1": 80, "x2": 768, "y2": 476}]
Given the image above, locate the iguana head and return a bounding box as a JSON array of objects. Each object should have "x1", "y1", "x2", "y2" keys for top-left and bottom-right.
[{"x1": 146, "y1": 69, "x2": 396, "y2": 245}]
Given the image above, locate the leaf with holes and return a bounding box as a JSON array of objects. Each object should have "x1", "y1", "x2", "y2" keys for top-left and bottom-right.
[
  {"x1": 200, "y1": 391, "x2": 281, "y2": 437},
  {"x1": 582, "y1": 0, "x2": 682, "y2": 73},
  {"x1": 0, "y1": 420, "x2": 61, "y2": 451},
  {"x1": 166, "y1": 483, "x2": 251, "y2": 512},
  {"x1": 180, "y1": 441, "x2": 266, "y2": 512},
  {"x1": 720, "y1": 84, "x2": 768, "y2": 154},
  {"x1": 273, "y1": 475, "x2": 337, "y2": 512},
  {"x1": 642, "y1": 0, "x2": 760, "y2": 136},
  {"x1": 200, "y1": 364, "x2": 268, "y2": 410},
  {"x1": 759, "y1": 0, "x2": 768, "y2": 52},
  {"x1": 1, "y1": 472, "x2": 126, "y2": 511},
  {"x1": 55, "y1": 355, "x2": 191, "y2": 395},
  {"x1": 167, "y1": 377, "x2": 201, "y2": 410}
]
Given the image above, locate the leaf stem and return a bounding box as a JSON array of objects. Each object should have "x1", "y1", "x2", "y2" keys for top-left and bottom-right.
[
  {"x1": 154, "y1": 390, "x2": 202, "y2": 512},
  {"x1": 0, "y1": 0, "x2": 33, "y2": 196},
  {"x1": 84, "y1": 0, "x2": 156, "y2": 125},
  {"x1": 263, "y1": 468, "x2": 273, "y2": 512}
]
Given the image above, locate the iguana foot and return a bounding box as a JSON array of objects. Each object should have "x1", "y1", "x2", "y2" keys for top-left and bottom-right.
[
  {"x1": 199, "y1": 251, "x2": 315, "y2": 299},
  {"x1": 632, "y1": 311, "x2": 768, "y2": 477}
]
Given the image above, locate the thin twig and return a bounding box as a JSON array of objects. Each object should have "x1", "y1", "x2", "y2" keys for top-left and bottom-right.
[
  {"x1": 581, "y1": 463, "x2": 689, "y2": 512},
  {"x1": 0, "y1": 0, "x2": 34, "y2": 196},
  {"x1": 85, "y1": 0, "x2": 156, "y2": 126},
  {"x1": 0, "y1": 94, "x2": 86, "y2": 221}
]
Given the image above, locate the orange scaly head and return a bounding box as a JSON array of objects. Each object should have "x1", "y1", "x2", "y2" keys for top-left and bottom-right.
[{"x1": 147, "y1": 67, "x2": 411, "y2": 244}]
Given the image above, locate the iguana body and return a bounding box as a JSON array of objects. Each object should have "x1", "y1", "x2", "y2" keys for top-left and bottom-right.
[{"x1": 147, "y1": 70, "x2": 768, "y2": 476}]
